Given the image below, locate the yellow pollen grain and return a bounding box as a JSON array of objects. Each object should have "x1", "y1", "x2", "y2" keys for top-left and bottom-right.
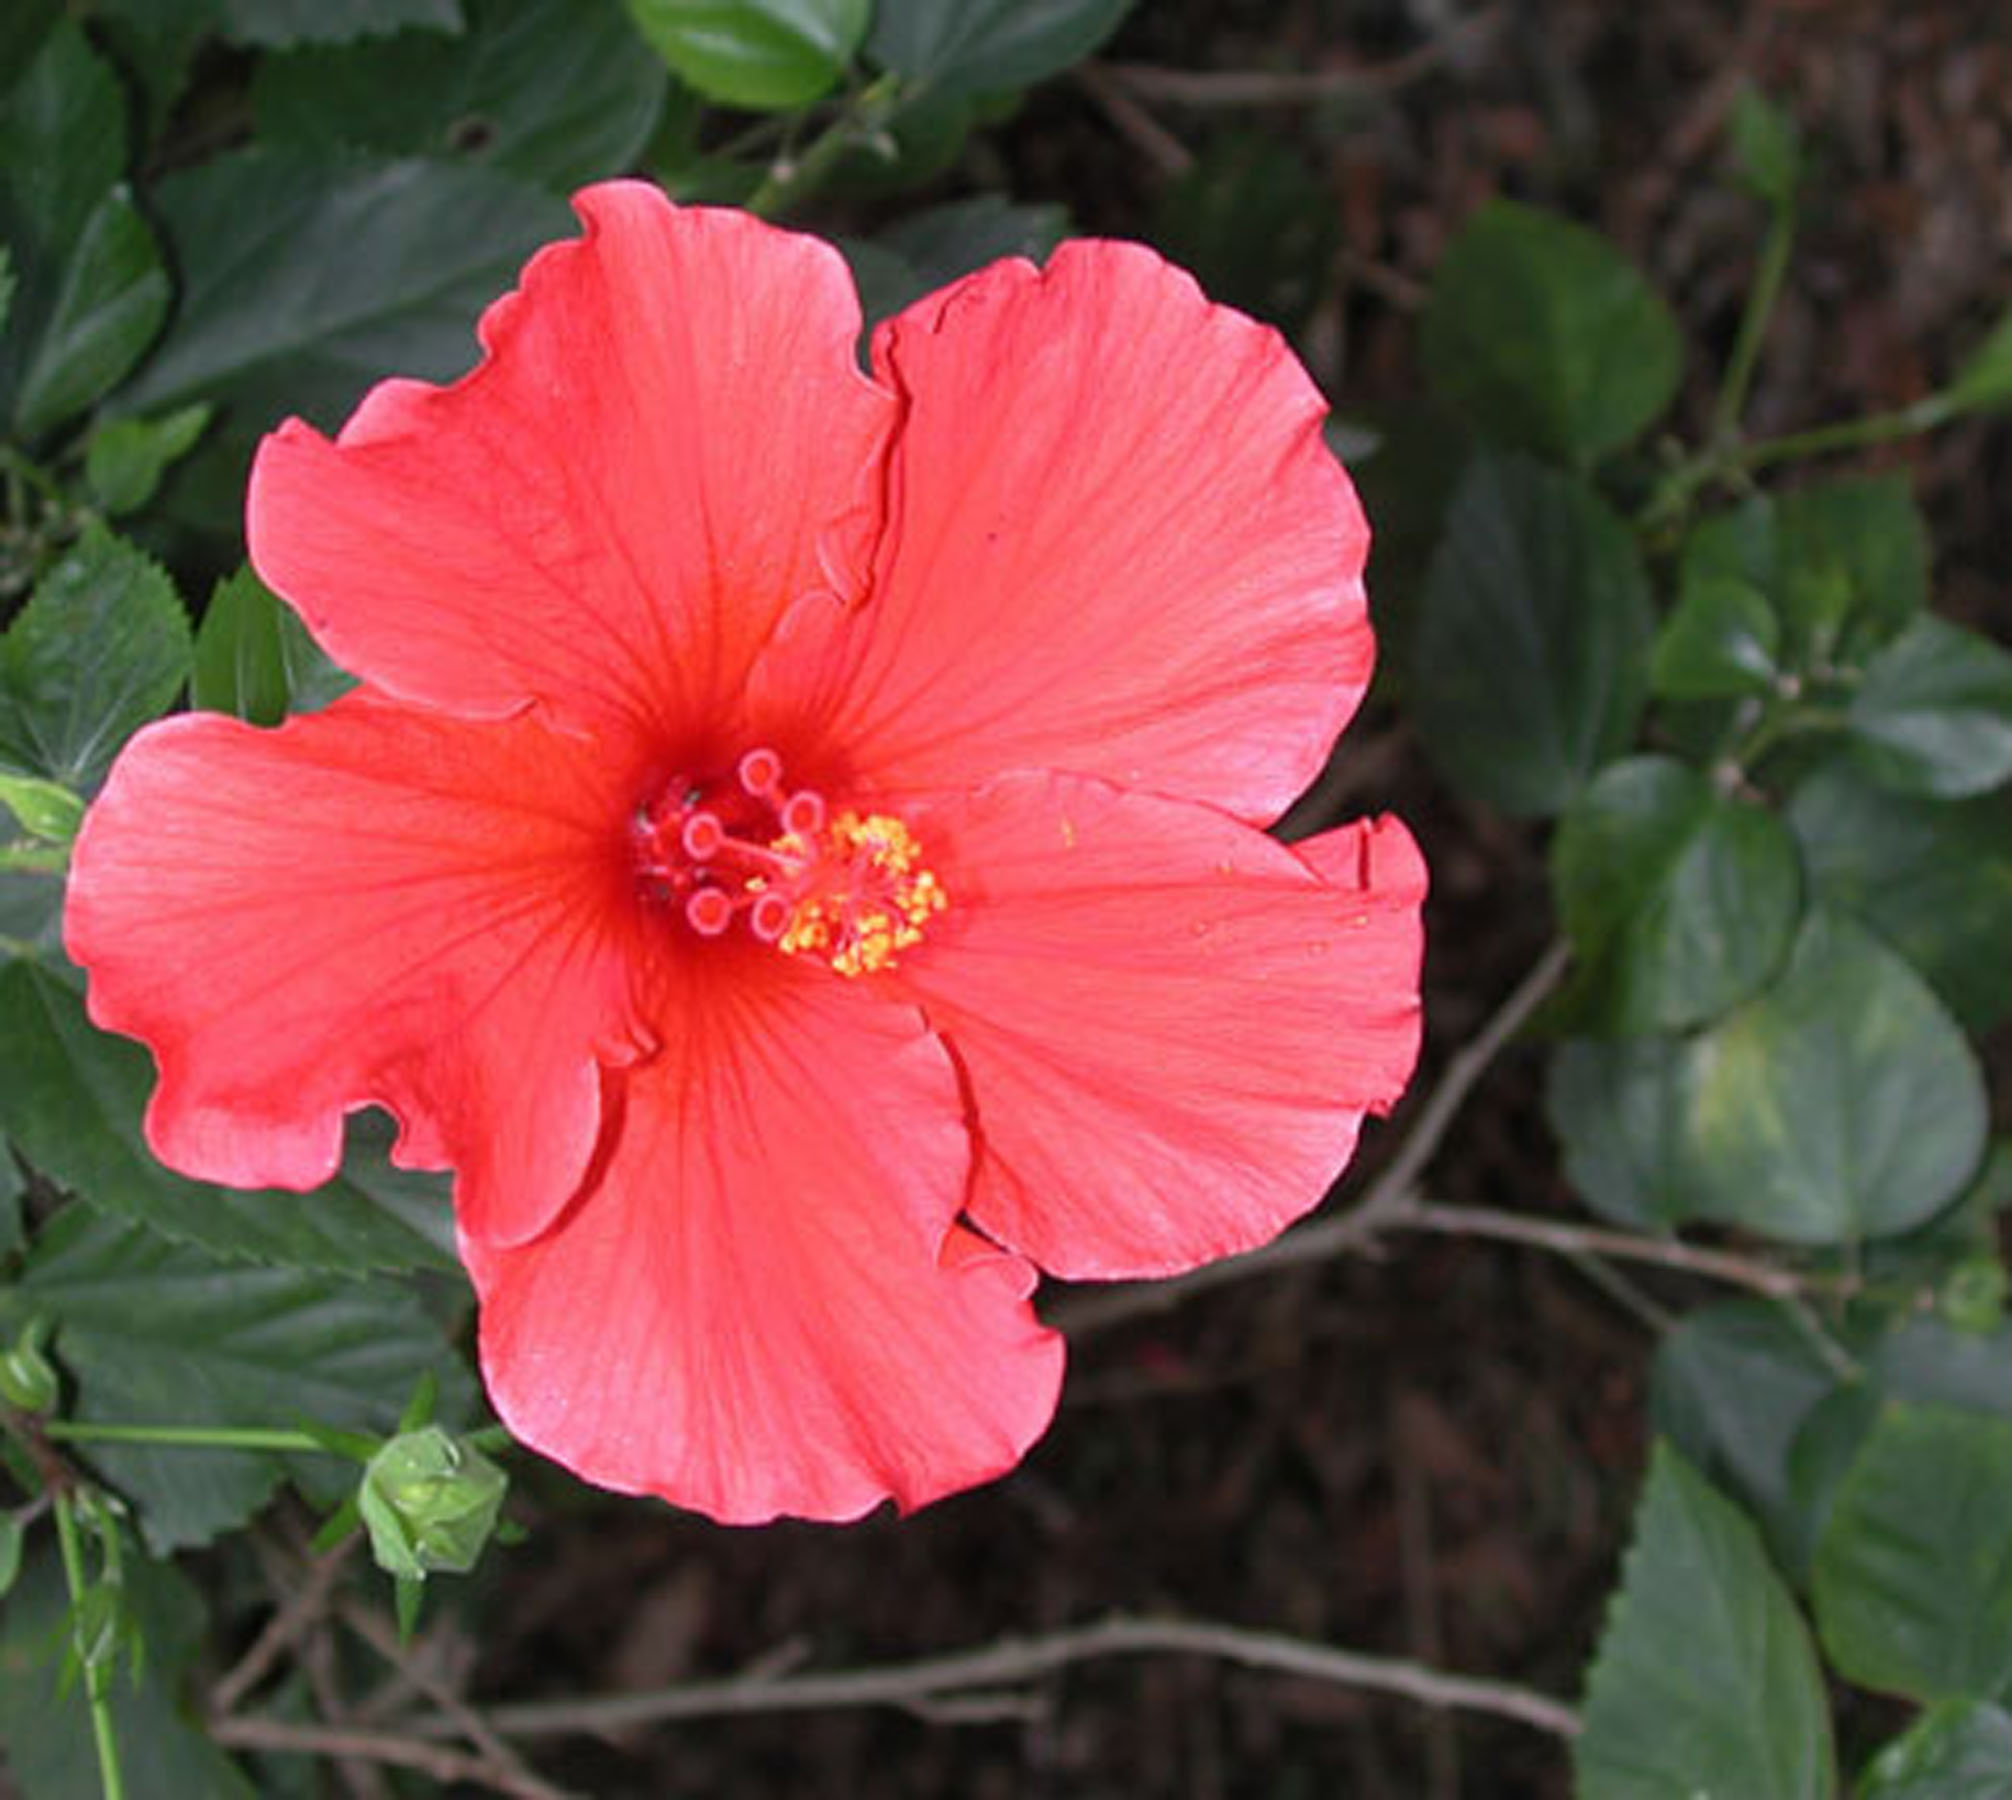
[{"x1": 776, "y1": 811, "x2": 947, "y2": 977}]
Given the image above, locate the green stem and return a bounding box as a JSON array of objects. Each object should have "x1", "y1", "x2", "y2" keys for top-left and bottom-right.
[
  {"x1": 54, "y1": 1492, "x2": 126, "y2": 1800},
  {"x1": 744, "y1": 73, "x2": 905, "y2": 219},
  {"x1": 44, "y1": 1421, "x2": 331, "y2": 1454},
  {"x1": 1712, "y1": 199, "x2": 1797, "y2": 445},
  {"x1": 1733, "y1": 396, "x2": 1952, "y2": 473}
]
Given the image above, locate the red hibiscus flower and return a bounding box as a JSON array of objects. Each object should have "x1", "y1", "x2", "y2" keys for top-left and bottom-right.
[{"x1": 66, "y1": 183, "x2": 1425, "y2": 1524}]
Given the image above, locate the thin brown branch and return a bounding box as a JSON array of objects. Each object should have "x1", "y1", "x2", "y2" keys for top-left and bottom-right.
[
  {"x1": 1074, "y1": 61, "x2": 1194, "y2": 177},
  {"x1": 404, "y1": 1614, "x2": 1580, "y2": 1745},
  {"x1": 210, "y1": 1534, "x2": 357, "y2": 1716},
  {"x1": 1050, "y1": 939, "x2": 1573, "y2": 1338},
  {"x1": 208, "y1": 1716, "x2": 573, "y2": 1800}
]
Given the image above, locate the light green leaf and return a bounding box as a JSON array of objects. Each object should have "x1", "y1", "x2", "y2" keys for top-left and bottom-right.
[
  {"x1": 0, "y1": 1545, "x2": 255, "y2": 1799},
  {"x1": 14, "y1": 187, "x2": 169, "y2": 438},
  {"x1": 221, "y1": 0, "x2": 461, "y2": 46},
  {"x1": 1789, "y1": 755, "x2": 2012, "y2": 1032},
  {"x1": 1859, "y1": 1699, "x2": 2012, "y2": 1798},
  {"x1": 5, "y1": 1204, "x2": 470, "y2": 1552},
  {"x1": 1411, "y1": 452, "x2": 1654, "y2": 817},
  {"x1": 1575, "y1": 1442, "x2": 1835, "y2": 1800},
  {"x1": 1943, "y1": 311, "x2": 2012, "y2": 417},
  {"x1": 252, "y1": 0, "x2": 664, "y2": 189},
  {"x1": 869, "y1": 0, "x2": 1133, "y2": 99},
  {"x1": 83, "y1": 403, "x2": 212, "y2": 515},
  {"x1": 1651, "y1": 574, "x2": 1781, "y2": 699},
  {"x1": 192, "y1": 566, "x2": 356, "y2": 726},
  {"x1": 0, "y1": 527, "x2": 189, "y2": 790},
  {"x1": 1847, "y1": 616, "x2": 2012, "y2": 800},
  {"x1": 625, "y1": 0, "x2": 868, "y2": 108},
  {"x1": 0, "y1": 961, "x2": 456, "y2": 1276},
  {"x1": 1549, "y1": 912, "x2": 1987, "y2": 1244},
  {"x1": 1814, "y1": 1405, "x2": 2012, "y2": 1704},
  {"x1": 1552, "y1": 755, "x2": 1802, "y2": 1032},
  {"x1": 114, "y1": 149, "x2": 571, "y2": 533},
  {"x1": 0, "y1": 771, "x2": 83, "y2": 842},
  {"x1": 1422, "y1": 199, "x2": 1682, "y2": 465}
]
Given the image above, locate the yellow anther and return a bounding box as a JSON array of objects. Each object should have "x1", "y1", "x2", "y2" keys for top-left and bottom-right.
[{"x1": 775, "y1": 811, "x2": 946, "y2": 977}]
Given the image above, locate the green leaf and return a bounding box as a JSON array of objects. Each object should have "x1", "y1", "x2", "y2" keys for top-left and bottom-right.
[
  {"x1": 83, "y1": 403, "x2": 212, "y2": 516},
  {"x1": 844, "y1": 194, "x2": 1069, "y2": 324},
  {"x1": 1789, "y1": 755, "x2": 2012, "y2": 1032},
  {"x1": 191, "y1": 566, "x2": 356, "y2": 727},
  {"x1": 869, "y1": 0, "x2": 1133, "y2": 99},
  {"x1": 1410, "y1": 452, "x2": 1654, "y2": 817},
  {"x1": 1846, "y1": 616, "x2": 2012, "y2": 800},
  {"x1": 1860, "y1": 1699, "x2": 2012, "y2": 1798},
  {"x1": 624, "y1": 0, "x2": 868, "y2": 108},
  {"x1": 1575, "y1": 1442, "x2": 1835, "y2": 1800},
  {"x1": 1943, "y1": 311, "x2": 2012, "y2": 417},
  {"x1": 220, "y1": 0, "x2": 461, "y2": 46},
  {"x1": 252, "y1": 0, "x2": 665, "y2": 190},
  {"x1": 0, "y1": 961, "x2": 456, "y2": 1276},
  {"x1": 1814, "y1": 1405, "x2": 2012, "y2": 1704},
  {"x1": 1729, "y1": 86, "x2": 1801, "y2": 209},
  {"x1": 1549, "y1": 912, "x2": 1987, "y2": 1244},
  {"x1": 1651, "y1": 574, "x2": 1781, "y2": 699},
  {"x1": 0, "y1": 527, "x2": 189, "y2": 791},
  {"x1": 0, "y1": 1545, "x2": 255, "y2": 1799},
  {"x1": 1650, "y1": 1300, "x2": 1841, "y2": 1572},
  {"x1": 14, "y1": 187, "x2": 169, "y2": 439},
  {"x1": 0, "y1": 244, "x2": 13, "y2": 338},
  {"x1": 1153, "y1": 133, "x2": 1338, "y2": 334},
  {"x1": 0, "y1": 771, "x2": 83, "y2": 842},
  {"x1": 5, "y1": 1204, "x2": 470, "y2": 1552},
  {"x1": 114, "y1": 150, "x2": 572, "y2": 533},
  {"x1": 1422, "y1": 199, "x2": 1683, "y2": 465},
  {"x1": 1552, "y1": 755, "x2": 1802, "y2": 1032}
]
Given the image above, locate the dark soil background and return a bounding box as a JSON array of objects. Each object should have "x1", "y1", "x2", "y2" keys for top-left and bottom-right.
[{"x1": 358, "y1": 5, "x2": 2012, "y2": 1796}]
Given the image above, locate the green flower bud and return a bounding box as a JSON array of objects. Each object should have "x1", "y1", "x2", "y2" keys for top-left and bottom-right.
[
  {"x1": 0, "y1": 1323, "x2": 58, "y2": 1413},
  {"x1": 359, "y1": 1426, "x2": 508, "y2": 1581},
  {"x1": 1938, "y1": 1255, "x2": 2009, "y2": 1337}
]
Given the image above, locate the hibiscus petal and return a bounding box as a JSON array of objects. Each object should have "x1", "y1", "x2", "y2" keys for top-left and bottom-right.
[
  {"x1": 752, "y1": 241, "x2": 1372, "y2": 823},
  {"x1": 65, "y1": 694, "x2": 648, "y2": 1247},
  {"x1": 248, "y1": 182, "x2": 895, "y2": 737},
  {"x1": 896, "y1": 774, "x2": 1426, "y2": 1280},
  {"x1": 465, "y1": 972, "x2": 1063, "y2": 1523}
]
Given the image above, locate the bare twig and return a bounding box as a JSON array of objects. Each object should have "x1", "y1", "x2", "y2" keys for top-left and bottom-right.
[
  {"x1": 397, "y1": 1614, "x2": 1579, "y2": 1744},
  {"x1": 210, "y1": 1535, "x2": 357, "y2": 1716},
  {"x1": 208, "y1": 1717, "x2": 575, "y2": 1800},
  {"x1": 1051, "y1": 939, "x2": 1573, "y2": 1338},
  {"x1": 1074, "y1": 61, "x2": 1194, "y2": 177}
]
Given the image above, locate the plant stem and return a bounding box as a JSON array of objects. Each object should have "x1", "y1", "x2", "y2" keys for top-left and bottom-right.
[
  {"x1": 744, "y1": 74, "x2": 904, "y2": 219},
  {"x1": 44, "y1": 1421, "x2": 331, "y2": 1455},
  {"x1": 1734, "y1": 396, "x2": 1951, "y2": 473},
  {"x1": 1711, "y1": 197, "x2": 1797, "y2": 446},
  {"x1": 54, "y1": 1491, "x2": 126, "y2": 1800}
]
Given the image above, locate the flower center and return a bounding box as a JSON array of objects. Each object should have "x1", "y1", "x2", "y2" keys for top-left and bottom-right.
[{"x1": 630, "y1": 747, "x2": 946, "y2": 977}]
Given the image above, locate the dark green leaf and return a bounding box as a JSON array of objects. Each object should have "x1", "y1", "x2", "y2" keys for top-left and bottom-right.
[
  {"x1": 115, "y1": 150, "x2": 572, "y2": 533},
  {"x1": 191, "y1": 566, "x2": 356, "y2": 726},
  {"x1": 1860, "y1": 1699, "x2": 2012, "y2": 1798},
  {"x1": 1650, "y1": 1300, "x2": 1841, "y2": 1571},
  {"x1": 1411, "y1": 452, "x2": 1654, "y2": 817},
  {"x1": 14, "y1": 188, "x2": 169, "y2": 439},
  {"x1": 0, "y1": 527, "x2": 189, "y2": 790},
  {"x1": 870, "y1": 0, "x2": 1131, "y2": 98},
  {"x1": 252, "y1": 0, "x2": 664, "y2": 189},
  {"x1": 1814, "y1": 1405, "x2": 2012, "y2": 1704},
  {"x1": 1847, "y1": 616, "x2": 2012, "y2": 800},
  {"x1": 845, "y1": 194, "x2": 1068, "y2": 324},
  {"x1": 83, "y1": 403, "x2": 211, "y2": 516},
  {"x1": 82, "y1": 0, "x2": 225, "y2": 140},
  {"x1": 221, "y1": 0, "x2": 461, "y2": 46},
  {"x1": 1729, "y1": 86, "x2": 1801, "y2": 209},
  {"x1": 1869, "y1": 1317, "x2": 2012, "y2": 1427},
  {"x1": 1422, "y1": 199, "x2": 1682, "y2": 465},
  {"x1": 1575, "y1": 1442, "x2": 1835, "y2": 1800},
  {"x1": 624, "y1": 0, "x2": 867, "y2": 108},
  {"x1": 1549, "y1": 912, "x2": 1987, "y2": 1244},
  {"x1": 0, "y1": 961, "x2": 455, "y2": 1276},
  {"x1": 1153, "y1": 134, "x2": 1338, "y2": 334},
  {"x1": 1552, "y1": 755, "x2": 1802, "y2": 1032},
  {"x1": 6, "y1": 1204, "x2": 469, "y2": 1551},
  {"x1": 0, "y1": 244, "x2": 13, "y2": 338},
  {"x1": 1790, "y1": 755, "x2": 2012, "y2": 1032},
  {"x1": 0, "y1": 1545, "x2": 254, "y2": 1799},
  {"x1": 1651, "y1": 574, "x2": 1781, "y2": 699},
  {"x1": 1943, "y1": 311, "x2": 2012, "y2": 417}
]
